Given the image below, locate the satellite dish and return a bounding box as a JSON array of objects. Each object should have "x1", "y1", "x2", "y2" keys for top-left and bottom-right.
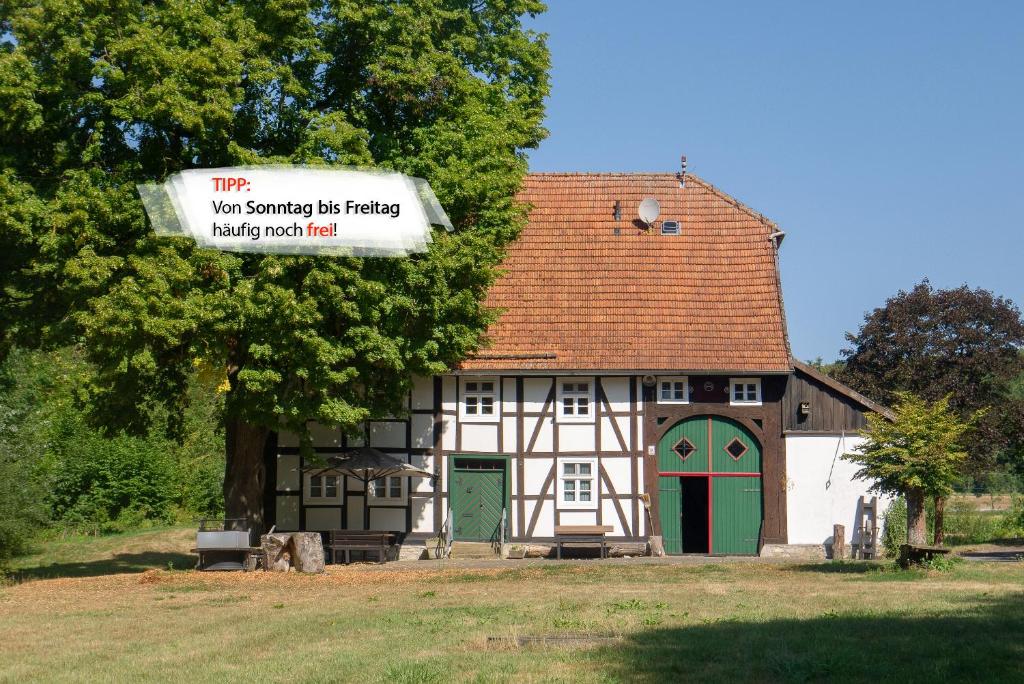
[{"x1": 638, "y1": 198, "x2": 660, "y2": 225}]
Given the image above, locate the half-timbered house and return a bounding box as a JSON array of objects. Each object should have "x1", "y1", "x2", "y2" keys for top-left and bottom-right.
[{"x1": 266, "y1": 169, "x2": 890, "y2": 557}]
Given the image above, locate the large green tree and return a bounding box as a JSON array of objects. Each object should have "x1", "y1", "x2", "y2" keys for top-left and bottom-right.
[
  {"x1": 0, "y1": 0, "x2": 550, "y2": 532},
  {"x1": 840, "y1": 280, "x2": 1024, "y2": 476},
  {"x1": 844, "y1": 393, "x2": 982, "y2": 547}
]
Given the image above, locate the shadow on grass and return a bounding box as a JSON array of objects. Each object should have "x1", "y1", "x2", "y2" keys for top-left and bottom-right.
[
  {"x1": 12, "y1": 551, "x2": 195, "y2": 582},
  {"x1": 784, "y1": 562, "x2": 882, "y2": 574},
  {"x1": 594, "y1": 593, "x2": 1024, "y2": 681}
]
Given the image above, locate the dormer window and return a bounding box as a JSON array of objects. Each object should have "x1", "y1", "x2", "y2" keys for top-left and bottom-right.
[{"x1": 461, "y1": 377, "x2": 498, "y2": 422}]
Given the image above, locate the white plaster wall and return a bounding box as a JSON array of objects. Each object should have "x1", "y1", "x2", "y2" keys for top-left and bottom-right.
[
  {"x1": 600, "y1": 499, "x2": 626, "y2": 536},
  {"x1": 442, "y1": 375, "x2": 456, "y2": 412},
  {"x1": 533, "y1": 417, "x2": 554, "y2": 452},
  {"x1": 410, "y1": 454, "x2": 434, "y2": 493},
  {"x1": 524, "y1": 460, "x2": 552, "y2": 495},
  {"x1": 560, "y1": 510, "x2": 596, "y2": 526},
  {"x1": 347, "y1": 495, "x2": 364, "y2": 529},
  {"x1": 602, "y1": 456, "x2": 632, "y2": 492},
  {"x1": 309, "y1": 422, "x2": 341, "y2": 448},
  {"x1": 276, "y1": 496, "x2": 299, "y2": 530},
  {"x1": 502, "y1": 417, "x2": 518, "y2": 452},
  {"x1": 276, "y1": 454, "x2": 300, "y2": 491},
  {"x1": 785, "y1": 434, "x2": 891, "y2": 545},
  {"x1": 369, "y1": 507, "x2": 406, "y2": 531},
  {"x1": 306, "y1": 507, "x2": 342, "y2": 531},
  {"x1": 501, "y1": 377, "x2": 517, "y2": 415},
  {"x1": 370, "y1": 421, "x2": 406, "y2": 449},
  {"x1": 411, "y1": 375, "x2": 433, "y2": 410},
  {"x1": 599, "y1": 417, "x2": 620, "y2": 452},
  {"x1": 278, "y1": 430, "x2": 300, "y2": 447},
  {"x1": 602, "y1": 376, "x2": 630, "y2": 411},
  {"x1": 461, "y1": 423, "x2": 499, "y2": 452},
  {"x1": 523, "y1": 377, "x2": 552, "y2": 412},
  {"x1": 529, "y1": 499, "x2": 554, "y2": 537},
  {"x1": 411, "y1": 413, "x2": 433, "y2": 449},
  {"x1": 441, "y1": 415, "x2": 456, "y2": 450},
  {"x1": 559, "y1": 423, "x2": 594, "y2": 452},
  {"x1": 411, "y1": 498, "x2": 433, "y2": 533}
]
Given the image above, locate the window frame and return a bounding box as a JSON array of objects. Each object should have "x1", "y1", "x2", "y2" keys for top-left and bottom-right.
[
  {"x1": 304, "y1": 472, "x2": 342, "y2": 504},
  {"x1": 368, "y1": 475, "x2": 407, "y2": 504},
  {"x1": 656, "y1": 376, "x2": 690, "y2": 404},
  {"x1": 459, "y1": 376, "x2": 500, "y2": 423},
  {"x1": 556, "y1": 377, "x2": 595, "y2": 423},
  {"x1": 729, "y1": 377, "x2": 762, "y2": 406},
  {"x1": 557, "y1": 456, "x2": 599, "y2": 510}
]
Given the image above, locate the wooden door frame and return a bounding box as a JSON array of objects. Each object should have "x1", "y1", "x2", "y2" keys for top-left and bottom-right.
[{"x1": 447, "y1": 453, "x2": 511, "y2": 542}]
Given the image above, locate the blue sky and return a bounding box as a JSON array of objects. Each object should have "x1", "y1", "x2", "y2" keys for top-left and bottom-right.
[{"x1": 525, "y1": 2, "x2": 1024, "y2": 362}]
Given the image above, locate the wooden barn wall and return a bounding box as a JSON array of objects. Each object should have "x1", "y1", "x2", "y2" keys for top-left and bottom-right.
[{"x1": 782, "y1": 372, "x2": 869, "y2": 434}]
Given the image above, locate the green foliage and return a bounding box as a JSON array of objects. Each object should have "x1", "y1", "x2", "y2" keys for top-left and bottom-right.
[
  {"x1": 840, "y1": 280, "x2": 1024, "y2": 475},
  {"x1": 881, "y1": 497, "x2": 907, "y2": 558},
  {"x1": 0, "y1": 347, "x2": 224, "y2": 547},
  {"x1": 844, "y1": 393, "x2": 983, "y2": 498},
  {"x1": 1, "y1": 1, "x2": 551, "y2": 522}
]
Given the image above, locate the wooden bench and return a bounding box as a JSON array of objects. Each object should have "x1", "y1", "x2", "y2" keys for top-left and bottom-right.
[
  {"x1": 327, "y1": 531, "x2": 396, "y2": 564},
  {"x1": 554, "y1": 525, "x2": 614, "y2": 559},
  {"x1": 898, "y1": 543, "x2": 952, "y2": 568}
]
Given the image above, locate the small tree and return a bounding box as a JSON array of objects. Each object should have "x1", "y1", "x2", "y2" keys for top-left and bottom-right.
[{"x1": 844, "y1": 393, "x2": 982, "y2": 546}]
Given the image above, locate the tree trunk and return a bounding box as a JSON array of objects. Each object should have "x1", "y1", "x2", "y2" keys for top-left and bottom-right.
[
  {"x1": 933, "y1": 495, "x2": 945, "y2": 546},
  {"x1": 224, "y1": 415, "x2": 270, "y2": 536},
  {"x1": 906, "y1": 488, "x2": 927, "y2": 545}
]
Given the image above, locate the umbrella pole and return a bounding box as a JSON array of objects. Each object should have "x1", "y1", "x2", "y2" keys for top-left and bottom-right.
[{"x1": 364, "y1": 479, "x2": 370, "y2": 531}]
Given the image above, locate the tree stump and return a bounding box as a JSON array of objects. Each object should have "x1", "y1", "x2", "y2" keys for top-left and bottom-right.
[
  {"x1": 290, "y1": 532, "x2": 325, "y2": 573},
  {"x1": 262, "y1": 533, "x2": 293, "y2": 572},
  {"x1": 832, "y1": 524, "x2": 846, "y2": 559},
  {"x1": 647, "y1": 535, "x2": 665, "y2": 558}
]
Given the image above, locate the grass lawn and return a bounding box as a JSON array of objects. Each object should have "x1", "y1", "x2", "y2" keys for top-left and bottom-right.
[{"x1": 1, "y1": 529, "x2": 1023, "y2": 682}]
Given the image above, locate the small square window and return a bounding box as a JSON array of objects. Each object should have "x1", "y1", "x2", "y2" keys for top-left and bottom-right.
[
  {"x1": 461, "y1": 377, "x2": 499, "y2": 422},
  {"x1": 657, "y1": 377, "x2": 689, "y2": 404},
  {"x1": 558, "y1": 379, "x2": 593, "y2": 422},
  {"x1": 729, "y1": 378, "x2": 762, "y2": 405},
  {"x1": 558, "y1": 458, "x2": 597, "y2": 509}
]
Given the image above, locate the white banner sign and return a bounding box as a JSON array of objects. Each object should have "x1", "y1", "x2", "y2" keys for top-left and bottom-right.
[{"x1": 139, "y1": 166, "x2": 452, "y2": 256}]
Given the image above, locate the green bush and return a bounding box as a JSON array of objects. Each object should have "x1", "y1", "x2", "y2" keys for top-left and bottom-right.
[
  {"x1": 882, "y1": 497, "x2": 907, "y2": 558},
  {"x1": 999, "y1": 496, "x2": 1024, "y2": 538},
  {"x1": 941, "y1": 499, "x2": 1004, "y2": 545}
]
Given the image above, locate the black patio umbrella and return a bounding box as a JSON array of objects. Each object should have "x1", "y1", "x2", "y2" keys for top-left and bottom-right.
[{"x1": 303, "y1": 447, "x2": 434, "y2": 530}]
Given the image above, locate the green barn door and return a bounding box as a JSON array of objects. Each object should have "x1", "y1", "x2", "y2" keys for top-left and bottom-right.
[
  {"x1": 712, "y1": 477, "x2": 762, "y2": 555},
  {"x1": 658, "y1": 476, "x2": 682, "y2": 554},
  {"x1": 452, "y1": 469, "x2": 505, "y2": 542}
]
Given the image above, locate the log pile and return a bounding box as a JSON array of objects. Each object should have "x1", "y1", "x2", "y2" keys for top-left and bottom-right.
[{"x1": 260, "y1": 532, "x2": 325, "y2": 573}]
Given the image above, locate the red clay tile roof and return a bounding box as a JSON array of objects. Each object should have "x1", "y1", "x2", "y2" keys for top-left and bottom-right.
[{"x1": 459, "y1": 172, "x2": 792, "y2": 372}]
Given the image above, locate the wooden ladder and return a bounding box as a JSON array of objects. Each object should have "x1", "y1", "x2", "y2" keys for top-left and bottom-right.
[{"x1": 854, "y1": 496, "x2": 879, "y2": 559}]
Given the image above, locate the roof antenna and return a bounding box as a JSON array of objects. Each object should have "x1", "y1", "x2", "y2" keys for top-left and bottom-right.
[{"x1": 679, "y1": 154, "x2": 687, "y2": 187}]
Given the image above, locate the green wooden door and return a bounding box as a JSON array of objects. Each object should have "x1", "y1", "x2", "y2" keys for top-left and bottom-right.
[
  {"x1": 657, "y1": 416, "x2": 710, "y2": 473},
  {"x1": 710, "y1": 417, "x2": 761, "y2": 473},
  {"x1": 712, "y1": 477, "x2": 762, "y2": 555},
  {"x1": 452, "y1": 469, "x2": 505, "y2": 541},
  {"x1": 658, "y1": 476, "x2": 682, "y2": 554}
]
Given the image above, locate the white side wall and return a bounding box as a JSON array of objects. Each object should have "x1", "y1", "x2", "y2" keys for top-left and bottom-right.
[{"x1": 785, "y1": 434, "x2": 891, "y2": 546}]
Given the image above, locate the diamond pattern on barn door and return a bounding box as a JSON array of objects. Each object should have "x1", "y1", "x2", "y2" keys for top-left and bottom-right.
[
  {"x1": 673, "y1": 437, "x2": 698, "y2": 462},
  {"x1": 724, "y1": 437, "x2": 748, "y2": 461}
]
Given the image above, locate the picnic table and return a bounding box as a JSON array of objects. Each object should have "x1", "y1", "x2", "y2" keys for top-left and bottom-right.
[
  {"x1": 554, "y1": 525, "x2": 613, "y2": 559},
  {"x1": 898, "y1": 543, "x2": 951, "y2": 568},
  {"x1": 327, "y1": 530, "x2": 396, "y2": 564}
]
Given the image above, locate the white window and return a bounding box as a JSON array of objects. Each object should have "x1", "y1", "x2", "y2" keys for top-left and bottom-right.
[
  {"x1": 305, "y1": 473, "x2": 341, "y2": 503},
  {"x1": 369, "y1": 476, "x2": 405, "y2": 503},
  {"x1": 558, "y1": 457, "x2": 598, "y2": 510},
  {"x1": 730, "y1": 378, "x2": 762, "y2": 405},
  {"x1": 460, "y1": 377, "x2": 499, "y2": 422},
  {"x1": 657, "y1": 376, "x2": 689, "y2": 404},
  {"x1": 557, "y1": 378, "x2": 593, "y2": 423}
]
